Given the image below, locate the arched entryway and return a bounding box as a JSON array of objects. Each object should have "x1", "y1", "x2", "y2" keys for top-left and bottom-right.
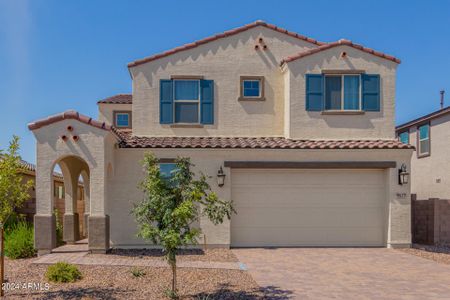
[{"x1": 52, "y1": 155, "x2": 90, "y2": 244}]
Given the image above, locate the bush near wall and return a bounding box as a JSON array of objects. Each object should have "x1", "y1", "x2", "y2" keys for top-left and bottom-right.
[{"x1": 4, "y1": 221, "x2": 36, "y2": 259}]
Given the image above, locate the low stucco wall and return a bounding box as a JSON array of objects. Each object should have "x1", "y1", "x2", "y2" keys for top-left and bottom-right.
[{"x1": 107, "y1": 147, "x2": 412, "y2": 248}]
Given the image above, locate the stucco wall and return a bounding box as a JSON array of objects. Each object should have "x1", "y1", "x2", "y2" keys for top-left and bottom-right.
[
  {"x1": 108, "y1": 147, "x2": 412, "y2": 248},
  {"x1": 285, "y1": 45, "x2": 398, "y2": 140},
  {"x1": 129, "y1": 26, "x2": 318, "y2": 137},
  {"x1": 98, "y1": 103, "x2": 132, "y2": 126},
  {"x1": 408, "y1": 113, "x2": 450, "y2": 199}
]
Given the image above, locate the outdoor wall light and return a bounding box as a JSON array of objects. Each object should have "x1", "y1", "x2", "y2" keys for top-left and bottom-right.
[
  {"x1": 217, "y1": 166, "x2": 226, "y2": 187},
  {"x1": 398, "y1": 163, "x2": 409, "y2": 185}
]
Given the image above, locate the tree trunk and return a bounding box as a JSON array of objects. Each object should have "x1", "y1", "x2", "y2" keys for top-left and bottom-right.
[
  {"x1": 171, "y1": 261, "x2": 177, "y2": 295},
  {"x1": 1, "y1": 226, "x2": 4, "y2": 297}
]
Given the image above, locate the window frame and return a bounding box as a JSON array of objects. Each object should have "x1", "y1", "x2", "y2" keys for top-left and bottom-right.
[
  {"x1": 113, "y1": 111, "x2": 132, "y2": 128},
  {"x1": 239, "y1": 76, "x2": 265, "y2": 101},
  {"x1": 417, "y1": 123, "x2": 431, "y2": 158},
  {"x1": 173, "y1": 79, "x2": 201, "y2": 124},
  {"x1": 324, "y1": 74, "x2": 362, "y2": 112},
  {"x1": 398, "y1": 130, "x2": 409, "y2": 144}
]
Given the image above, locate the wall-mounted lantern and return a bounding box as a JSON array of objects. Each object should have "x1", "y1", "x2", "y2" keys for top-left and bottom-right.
[
  {"x1": 217, "y1": 166, "x2": 226, "y2": 187},
  {"x1": 398, "y1": 163, "x2": 409, "y2": 185}
]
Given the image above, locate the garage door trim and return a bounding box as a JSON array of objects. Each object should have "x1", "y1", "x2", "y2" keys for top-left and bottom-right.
[{"x1": 224, "y1": 161, "x2": 396, "y2": 169}]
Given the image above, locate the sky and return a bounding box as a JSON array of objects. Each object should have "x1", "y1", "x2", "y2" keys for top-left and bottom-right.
[{"x1": 0, "y1": 0, "x2": 449, "y2": 163}]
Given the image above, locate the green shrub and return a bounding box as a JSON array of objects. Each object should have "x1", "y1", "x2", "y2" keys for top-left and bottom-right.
[
  {"x1": 130, "y1": 267, "x2": 146, "y2": 278},
  {"x1": 45, "y1": 262, "x2": 82, "y2": 283},
  {"x1": 4, "y1": 221, "x2": 36, "y2": 259}
]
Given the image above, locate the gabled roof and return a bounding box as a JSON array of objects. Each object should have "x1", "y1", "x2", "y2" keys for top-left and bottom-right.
[
  {"x1": 114, "y1": 131, "x2": 413, "y2": 150},
  {"x1": 28, "y1": 110, "x2": 111, "y2": 131},
  {"x1": 280, "y1": 39, "x2": 401, "y2": 65},
  {"x1": 396, "y1": 106, "x2": 450, "y2": 132},
  {"x1": 127, "y1": 20, "x2": 325, "y2": 68},
  {"x1": 97, "y1": 94, "x2": 132, "y2": 104}
]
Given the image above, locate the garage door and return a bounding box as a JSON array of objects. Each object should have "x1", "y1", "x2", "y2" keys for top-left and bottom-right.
[{"x1": 231, "y1": 169, "x2": 386, "y2": 247}]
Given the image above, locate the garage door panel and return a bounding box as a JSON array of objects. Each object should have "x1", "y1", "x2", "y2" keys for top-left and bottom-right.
[
  {"x1": 233, "y1": 187, "x2": 385, "y2": 208},
  {"x1": 232, "y1": 207, "x2": 384, "y2": 228},
  {"x1": 232, "y1": 227, "x2": 384, "y2": 247},
  {"x1": 231, "y1": 169, "x2": 386, "y2": 247}
]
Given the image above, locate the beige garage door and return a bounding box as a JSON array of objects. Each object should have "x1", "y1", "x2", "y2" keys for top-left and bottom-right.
[{"x1": 231, "y1": 169, "x2": 386, "y2": 247}]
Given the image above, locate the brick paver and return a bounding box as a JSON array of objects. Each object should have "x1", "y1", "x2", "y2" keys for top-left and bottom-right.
[
  {"x1": 233, "y1": 248, "x2": 450, "y2": 299},
  {"x1": 33, "y1": 243, "x2": 240, "y2": 270}
]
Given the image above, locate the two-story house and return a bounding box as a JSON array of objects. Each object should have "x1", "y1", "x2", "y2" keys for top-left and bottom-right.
[{"x1": 28, "y1": 21, "x2": 413, "y2": 255}]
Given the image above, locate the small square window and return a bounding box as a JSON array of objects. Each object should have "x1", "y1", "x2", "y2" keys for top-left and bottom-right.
[
  {"x1": 159, "y1": 163, "x2": 177, "y2": 180},
  {"x1": 418, "y1": 124, "x2": 430, "y2": 157},
  {"x1": 114, "y1": 111, "x2": 131, "y2": 128},
  {"x1": 240, "y1": 76, "x2": 264, "y2": 100},
  {"x1": 398, "y1": 131, "x2": 409, "y2": 144}
]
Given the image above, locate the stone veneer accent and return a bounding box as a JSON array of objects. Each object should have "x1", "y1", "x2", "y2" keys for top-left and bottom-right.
[
  {"x1": 88, "y1": 215, "x2": 110, "y2": 253},
  {"x1": 34, "y1": 214, "x2": 56, "y2": 255}
]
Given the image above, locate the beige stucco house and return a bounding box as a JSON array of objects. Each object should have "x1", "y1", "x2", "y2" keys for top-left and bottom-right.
[{"x1": 29, "y1": 21, "x2": 413, "y2": 255}]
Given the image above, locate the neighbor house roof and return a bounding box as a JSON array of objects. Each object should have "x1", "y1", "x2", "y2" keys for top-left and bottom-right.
[
  {"x1": 97, "y1": 94, "x2": 132, "y2": 104},
  {"x1": 114, "y1": 131, "x2": 413, "y2": 150},
  {"x1": 127, "y1": 20, "x2": 325, "y2": 68},
  {"x1": 396, "y1": 106, "x2": 450, "y2": 132},
  {"x1": 28, "y1": 110, "x2": 112, "y2": 131},
  {"x1": 280, "y1": 39, "x2": 401, "y2": 65}
]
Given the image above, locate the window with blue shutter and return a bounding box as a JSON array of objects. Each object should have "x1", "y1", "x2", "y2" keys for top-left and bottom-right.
[
  {"x1": 306, "y1": 74, "x2": 324, "y2": 111},
  {"x1": 200, "y1": 80, "x2": 214, "y2": 124},
  {"x1": 160, "y1": 78, "x2": 214, "y2": 124},
  {"x1": 160, "y1": 80, "x2": 173, "y2": 124},
  {"x1": 362, "y1": 74, "x2": 380, "y2": 111}
]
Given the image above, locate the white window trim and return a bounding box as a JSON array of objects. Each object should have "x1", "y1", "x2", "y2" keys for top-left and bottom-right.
[
  {"x1": 324, "y1": 74, "x2": 362, "y2": 112},
  {"x1": 115, "y1": 112, "x2": 130, "y2": 128},
  {"x1": 418, "y1": 124, "x2": 430, "y2": 156},
  {"x1": 242, "y1": 79, "x2": 262, "y2": 98},
  {"x1": 173, "y1": 79, "x2": 201, "y2": 124}
]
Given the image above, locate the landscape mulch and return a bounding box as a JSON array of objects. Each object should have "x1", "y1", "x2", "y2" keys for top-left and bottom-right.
[{"x1": 397, "y1": 244, "x2": 450, "y2": 265}]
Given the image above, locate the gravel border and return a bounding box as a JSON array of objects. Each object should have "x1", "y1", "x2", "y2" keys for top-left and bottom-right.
[{"x1": 397, "y1": 244, "x2": 450, "y2": 265}]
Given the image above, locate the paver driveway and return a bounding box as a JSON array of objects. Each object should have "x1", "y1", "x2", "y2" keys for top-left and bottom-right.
[{"x1": 233, "y1": 248, "x2": 450, "y2": 299}]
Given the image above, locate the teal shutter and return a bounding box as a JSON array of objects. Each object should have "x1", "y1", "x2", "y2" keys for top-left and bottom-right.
[
  {"x1": 306, "y1": 74, "x2": 324, "y2": 111},
  {"x1": 160, "y1": 80, "x2": 173, "y2": 124},
  {"x1": 362, "y1": 74, "x2": 380, "y2": 111},
  {"x1": 200, "y1": 80, "x2": 214, "y2": 124}
]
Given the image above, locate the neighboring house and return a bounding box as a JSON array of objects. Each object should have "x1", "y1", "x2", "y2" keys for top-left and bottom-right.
[
  {"x1": 16, "y1": 160, "x2": 86, "y2": 238},
  {"x1": 28, "y1": 20, "x2": 413, "y2": 255},
  {"x1": 396, "y1": 104, "x2": 450, "y2": 199}
]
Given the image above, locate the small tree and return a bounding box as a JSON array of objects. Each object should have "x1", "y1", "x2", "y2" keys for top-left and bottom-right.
[
  {"x1": 132, "y1": 153, "x2": 234, "y2": 298},
  {"x1": 0, "y1": 136, "x2": 33, "y2": 296}
]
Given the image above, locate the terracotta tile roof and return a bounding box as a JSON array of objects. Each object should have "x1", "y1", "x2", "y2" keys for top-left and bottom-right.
[
  {"x1": 28, "y1": 110, "x2": 112, "y2": 131},
  {"x1": 280, "y1": 39, "x2": 401, "y2": 65},
  {"x1": 97, "y1": 94, "x2": 132, "y2": 104},
  {"x1": 114, "y1": 131, "x2": 413, "y2": 150},
  {"x1": 127, "y1": 20, "x2": 325, "y2": 68},
  {"x1": 396, "y1": 106, "x2": 450, "y2": 132}
]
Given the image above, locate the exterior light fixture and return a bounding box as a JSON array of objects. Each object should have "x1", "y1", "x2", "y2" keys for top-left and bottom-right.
[
  {"x1": 398, "y1": 163, "x2": 409, "y2": 185},
  {"x1": 217, "y1": 166, "x2": 226, "y2": 187}
]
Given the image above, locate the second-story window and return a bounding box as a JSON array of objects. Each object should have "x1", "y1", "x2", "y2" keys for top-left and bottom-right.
[
  {"x1": 398, "y1": 131, "x2": 409, "y2": 144},
  {"x1": 325, "y1": 75, "x2": 360, "y2": 111},
  {"x1": 114, "y1": 111, "x2": 131, "y2": 128},
  {"x1": 174, "y1": 80, "x2": 200, "y2": 123},
  {"x1": 418, "y1": 123, "x2": 430, "y2": 157},
  {"x1": 239, "y1": 76, "x2": 265, "y2": 101}
]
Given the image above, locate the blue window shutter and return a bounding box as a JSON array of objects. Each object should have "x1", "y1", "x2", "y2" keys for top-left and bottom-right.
[
  {"x1": 362, "y1": 74, "x2": 380, "y2": 111},
  {"x1": 200, "y1": 79, "x2": 214, "y2": 124},
  {"x1": 160, "y1": 79, "x2": 173, "y2": 124},
  {"x1": 306, "y1": 74, "x2": 324, "y2": 111}
]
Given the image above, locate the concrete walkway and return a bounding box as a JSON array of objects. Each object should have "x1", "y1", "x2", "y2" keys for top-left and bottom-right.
[
  {"x1": 33, "y1": 241, "x2": 240, "y2": 270},
  {"x1": 233, "y1": 248, "x2": 450, "y2": 300}
]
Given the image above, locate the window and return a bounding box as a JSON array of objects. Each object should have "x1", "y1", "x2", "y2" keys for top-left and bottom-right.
[
  {"x1": 398, "y1": 131, "x2": 409, "y2": 144},
  {"x1": 114, "y1": 111, "x2": 131, "y2": 128},
  {"x1": 159, "y1": 163, "x2": 177, "y2": 180},
  {"x1": 239, "y1": 76, "x2": 264, "y2": 100},
  {"x1": 54, "y1": 184, "x2": 64, "y2": 199},
  {"x1": 418, "y1": 124, "x2": 430, "y2": 157},
  {"x1": 325, "y1": 75, "x2": 361, "y2": 110},
  {"x1": 174, "y1": 80, "x2": 200, "y2": 123}
]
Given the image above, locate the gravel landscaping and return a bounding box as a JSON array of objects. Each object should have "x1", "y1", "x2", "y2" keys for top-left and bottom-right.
[
  {"x1": 88, "y1": 248, "x2": 239, "y2": 263},
  {"x1": 3, "y1": 257, "x2": 263, "y2": 299},
  {"x1": 397, "y1": 244, "x2": 450, "y2": 265}
]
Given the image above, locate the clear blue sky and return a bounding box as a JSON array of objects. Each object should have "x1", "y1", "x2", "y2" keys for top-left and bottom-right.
[{"x1": 1, "y1": 0, "x2": 449, "y2": 163}]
